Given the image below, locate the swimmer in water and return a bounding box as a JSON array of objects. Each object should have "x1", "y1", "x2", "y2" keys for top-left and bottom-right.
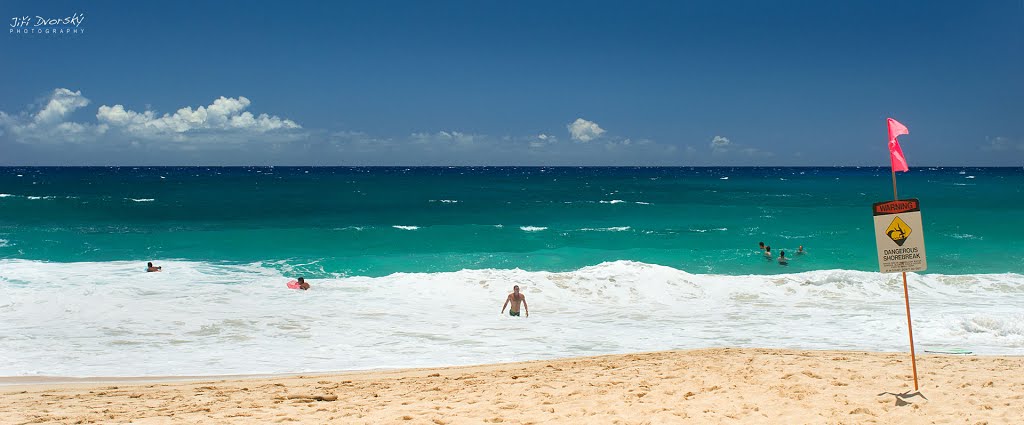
[
  {"x1": 501, "y1": 285, "x2": 528, "y2": 317},
  {"x1": 146, "y1": 262, "x2": 162, "y2": 272},
  {"x1": 297, "y1": 277, "x2": 310, "y2": 290},
  {"x1": 759, "y1": 241, "x2": 765, "y2": 251},
  {"x1": 764, "y1": 246, "x2": 772, "y2": 259},
  {"x1": 797, "y1": 245, "x2": 805, "y2": 255},
  {"x1": 778, "y1": 251, "x2": 788, "y2": 265}
]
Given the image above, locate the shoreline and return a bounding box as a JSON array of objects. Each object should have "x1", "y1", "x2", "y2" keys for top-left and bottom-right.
[
  {"x1": 3, "y1": 347, "x2": 1021, "y2": 424},
  {"x1": 4, "y1": 347, "x2": 1021, "y2": 387}
]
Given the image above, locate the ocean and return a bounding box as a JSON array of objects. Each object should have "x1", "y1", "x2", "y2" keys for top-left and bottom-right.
[{"x1": 1, "y1": 166, "x2": 1022, "y2": 377}]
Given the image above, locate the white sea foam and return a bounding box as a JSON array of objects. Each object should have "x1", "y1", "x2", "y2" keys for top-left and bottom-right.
[
  {"x1": 720, "y1": 177, "x2": 729, "y2": 180},
  {"x1": 129, "y1": 198, "x2": 155, "y2": 202},
  {"x1": 580, "y1": 227, "x2": 631, "y2": 232},
  {"x1": 392, "y1": 225, "x2": 419, "y2": 230},
  {"x1": 1, "y1": 259, "x2": 1022, "y2": 377},
  {"x1": 635, "y1": 201, "x2": 651, "y2": 205},
  {"x1": 520, "y1": 226, "x2": 548, "y2": 232},
  {"x1": 599, "y1": 200, "x2": 625, "y2": 204},
  {"x1": 0, "y1": 194, "x2": 13, "y2": 198},
  {"x1": 0, "y1": 239, "x2": 8, "y2": 247},
  {"x1": 688, "y1": 227, "x2": 728, "y2": 233},
  {"x1": 966, "y1": 176, "x2": 976, "y2": 179},
  {"x1": 430, "y1": 199, "x2": 459, "y2": 203}
]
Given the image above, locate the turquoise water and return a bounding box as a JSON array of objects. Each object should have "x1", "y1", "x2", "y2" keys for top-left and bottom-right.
[
  {"x1": 1, "y1": 166, "x2": 1021, "y2": 276},
  {"x1": 3, "y1": 166, "x2": 1024, "y2": 376}
]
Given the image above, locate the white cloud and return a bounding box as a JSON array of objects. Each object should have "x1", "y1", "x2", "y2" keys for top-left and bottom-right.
[
  {"x1": 529, "y1": 133, "x2": 557, "y2": 148},
  {"x1": 1, "y1": 89, "x2": 688, "y2": 165},
  {"x1": 34, "y1": 88, "x2": 91, "y2": 125},
  {"x1": 0, "y1": 88, "x2": 302, "y2": 146},
  {"x1": 97, "y1": 96, "x2": 300, "y2": 138},
  {"x1": 0, "y1": 89, "x2": 99, "y2": 143},
  {"x1": 710, "y1": 135, "x2": 731, "y2": 151},
  {"x1": 567, "y1": 118, "x2": 605, "y2": 142},
  {"x1": 709, "y1": 135, "x2": 772, "y2": 158},
  {"x1": 95, "y1": 104, "x2": 152, "y2": 127},
  {"x1": 410, "y1": 130, "x2": 477, "y2": 146}
]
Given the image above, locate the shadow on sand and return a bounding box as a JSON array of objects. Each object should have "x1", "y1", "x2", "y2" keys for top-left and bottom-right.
[{"x1": 877, "y1": 390, "x2": 928, "y2": 406}]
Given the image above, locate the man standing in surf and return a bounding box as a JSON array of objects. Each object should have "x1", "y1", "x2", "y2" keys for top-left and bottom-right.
[{"x1": 501, "y1": 285, "x2": 529, "y2": 317}]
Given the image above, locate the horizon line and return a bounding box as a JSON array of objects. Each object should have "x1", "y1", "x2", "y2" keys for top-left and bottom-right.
[{"x1": 2, "y1": 165, "x2": 1020, "y2": 169}]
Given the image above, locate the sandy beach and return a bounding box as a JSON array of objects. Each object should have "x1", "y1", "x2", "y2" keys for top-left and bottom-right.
[{"x1": 2, "y1": 348, "x2": 1021, "y2": 424}]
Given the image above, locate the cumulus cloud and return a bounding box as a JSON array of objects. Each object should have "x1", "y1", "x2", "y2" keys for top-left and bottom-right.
[
  {"x1": 0, "y1": 88, "x2": 302, "y2": 146},
  {"x1": 0, "y1": 88, "x2": 100, "y2": 143},
  {"x1": 2, "y1": 91, "x2": 684, "y2": 165},
  {"x1": 710, "y1": 135, "x2": 731, "y2": 151},
  {"x1": 709, "y1": 135, "x2": 772, "y2": 158},
  {"x1": 529, "y1": 133, "x2": 557, "y2": 148},
  {"x1": 567, "y1": 118, "x2": 605, "y2": 142},
  {"x1": 410, "y1": 130, "x2": 478, "y2": 147},
  {"x1": 96, "y1": 96, "x2": 300, "y2": 139},
  {"x1": 35, "y1": 88, "x2": 91, "y2": 125}
]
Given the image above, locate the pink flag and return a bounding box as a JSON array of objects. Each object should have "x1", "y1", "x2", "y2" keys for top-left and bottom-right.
[{"x1": 887, "y1": 118, "x2": 909, "y2": 172}]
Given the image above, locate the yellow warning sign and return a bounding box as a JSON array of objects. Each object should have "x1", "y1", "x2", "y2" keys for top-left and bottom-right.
[
  {"x1": 872, "y1": 198, "x2": 927, "y2": 273},
  {"x1": 885, "y1": 216, "x2": 912, "y2": 246}
]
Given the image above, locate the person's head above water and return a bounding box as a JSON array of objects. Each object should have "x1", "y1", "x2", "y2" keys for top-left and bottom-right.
[
  {"x1": 780, "y1": 251, "x2": 786, "y2": 257},
  {"x1": 759, "y1": 242, "x2": 765, "y2": 249},
  {"x1": 765, "y1": 246, "x2": 771, "y2": 252},
  {"x1": 147, "y1": 262, "x2": 153, "y2": 267},
  {"x1": 297, "y1": 277, "x2": 310, "y2": 290}
]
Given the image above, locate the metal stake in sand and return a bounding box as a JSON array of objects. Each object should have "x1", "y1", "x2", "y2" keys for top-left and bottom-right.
[{"x1": 871, "y1": 117, "x2": 927, "y2": 391}]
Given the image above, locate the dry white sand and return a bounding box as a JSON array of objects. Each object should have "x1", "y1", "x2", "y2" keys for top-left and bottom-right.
[{"x1": 2, "y1": 348, "x2": 1021, "y2": 424}]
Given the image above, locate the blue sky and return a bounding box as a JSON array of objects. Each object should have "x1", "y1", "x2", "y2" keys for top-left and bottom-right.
[{"x1": 1, "y1": 0, "x2": 1021, "y2": 165}]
